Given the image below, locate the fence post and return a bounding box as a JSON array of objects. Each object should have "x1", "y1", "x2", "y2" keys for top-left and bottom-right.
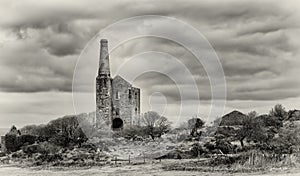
[
  {"x1": 252, "y1": 151, "x2": 254, "y2": 166},
  {"x1": 115, "y1": 156, "x2": 117, "y2": 165},
  {"x1": 129, "y1": 155, "x2": 130, "y2": 164},
  {"x1": 143, "y1": 153, "x2": 145, "y2": 164}
]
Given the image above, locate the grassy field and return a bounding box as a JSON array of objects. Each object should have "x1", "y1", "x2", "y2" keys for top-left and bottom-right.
[{"x1": 1, "y1": 160, "x2": 300, "y2": 176}]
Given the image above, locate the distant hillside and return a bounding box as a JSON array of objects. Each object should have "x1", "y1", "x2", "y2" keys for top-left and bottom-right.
[{"x1": 219, "y1": 110, "x2": 247, "y2": 126}]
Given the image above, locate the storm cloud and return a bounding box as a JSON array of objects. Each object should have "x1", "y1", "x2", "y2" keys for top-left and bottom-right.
[{"x1": 0, "y1": 0, "x2": 299, "y2": 127}]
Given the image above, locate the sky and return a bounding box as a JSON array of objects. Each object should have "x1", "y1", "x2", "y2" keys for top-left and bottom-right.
[{"x1": 0, "y1": 0, "x2": 300, "y2": 128}]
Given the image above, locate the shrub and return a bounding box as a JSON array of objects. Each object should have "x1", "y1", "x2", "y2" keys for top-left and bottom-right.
[
  {"x1": 18, "y1": 135, "x2": 37, "y2": 146},
  {"x1": 141, "y1": 111, "x2": 172, "y2": 139},
  {"x1": 122, "y1": 125, "x2": 147, "y2": 139},
  {"x1": 190, "y1": 143, "x2": 208, "y2": 157},
  {"x1": 20, "y1": 115, "x2": 88, "y2": 147},
  {"x1": 188, "y1": 117, "x2": 205, "y2": 137},
  {"x1": 4, "y1": 134, "x2": 18, "y2": 152},
  {"x1": 204, "y1": 141, "x2": 216, "y2": 151},
  {"x1": 39, "y1": 142, "x2": 61, "y2": 154},
  {"x1": 216, "y1": 139, "x2": 235, "y2": 154}
]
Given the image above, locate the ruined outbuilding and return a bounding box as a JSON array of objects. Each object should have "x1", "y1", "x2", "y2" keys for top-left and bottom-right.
[{"x1": 96, "y1": 39, "x2": 141, "y2": 130}]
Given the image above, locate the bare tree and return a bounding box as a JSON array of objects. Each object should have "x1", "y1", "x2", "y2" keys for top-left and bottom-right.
[
  {"x1": 236, "y1": 111, "x2": 266, "y2": 148},
  {"x1": 155, "y1": 116, "x2": 171, "y2": 134},
  {"x1": 142, "y1": 111, "x2": 171, "y2": 139},
  {"x1": 142, "y1": 111, "x2": 161, "y2": 127}
]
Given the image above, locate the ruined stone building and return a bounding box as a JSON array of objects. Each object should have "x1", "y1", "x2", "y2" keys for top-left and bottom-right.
[{"x1": 96, "y1": 39, "x2": 141, "y2": 129}]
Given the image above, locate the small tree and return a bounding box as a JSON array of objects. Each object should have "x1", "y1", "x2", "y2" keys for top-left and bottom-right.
[
  {"x1": 270, "y1": 104, "x2": 287, "y2": 120},
  {"x1": 248, "y1": 111, "x2": 258, "y2": 119},
  {"x1": 142, "y1": 111, "x2": 171, "y2": 139},
  {"x1": 142, "y1": 111, "x2": 161, "y2": 127},
  {"x1": 188, "y1": 117, "x2": 205, "y2": 137},
  {"x1": 277, "y1": 122, "x2": 300, "y2": 153},
  {"x1": 154, "y1": 116, "x2": 171, "y2": 137},
  {"x1": 236, "y1": 111, "x2": 267, "y2": 148}
]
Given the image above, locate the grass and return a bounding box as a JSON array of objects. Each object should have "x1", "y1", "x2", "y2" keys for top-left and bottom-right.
[{"x1": 161, "y1": 151, "x2": 300, "y2": 173}]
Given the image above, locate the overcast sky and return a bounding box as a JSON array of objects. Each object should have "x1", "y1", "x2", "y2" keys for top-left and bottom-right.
[{"x1": 0, "y1": 0, "x2": 300, "y2": 128}]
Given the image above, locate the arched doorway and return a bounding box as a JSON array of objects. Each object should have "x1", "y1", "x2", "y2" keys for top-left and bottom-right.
[{"x1": 112, "y1": 118, "x2": 123, "y2": 129}]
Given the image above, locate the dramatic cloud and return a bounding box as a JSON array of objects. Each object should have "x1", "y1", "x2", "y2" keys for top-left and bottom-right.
[{"x1": 0, "y1": 0, "x2": 299, "y2": 126}]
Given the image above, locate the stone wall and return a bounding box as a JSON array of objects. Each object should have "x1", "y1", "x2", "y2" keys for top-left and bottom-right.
[
  {"x1": 112, "y1": 75, "x2": 132, "y2": 127},
  {"x1": 0, "y1": 136, "x2": 6, "y2": 152},
  {"x1": 131, "y1": 87, "x2": 141, "y2": 125},
  {"x1": 96, "y1": 76, "x2": 112, "y2": 127},
  {"x1": 111, "y1": 75, "x2": 141, "y2": 128}
]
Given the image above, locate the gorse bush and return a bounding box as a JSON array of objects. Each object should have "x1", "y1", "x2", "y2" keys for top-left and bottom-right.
[{"x1": 20, "y1": 115, "x2": 88, "y2": 147}]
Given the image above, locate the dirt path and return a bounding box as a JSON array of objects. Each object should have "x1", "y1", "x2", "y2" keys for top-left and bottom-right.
[{"x1": 0, "y1": 164, "x2": 300, "y2": 176}]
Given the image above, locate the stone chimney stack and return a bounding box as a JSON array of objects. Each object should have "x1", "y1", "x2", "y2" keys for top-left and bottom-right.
[
  {"x1": 98, "y1": 39, "x2": 110, "y2": 76},
  {"x1": 96, "y1": 39, "x2": 112, "y2": 128}
]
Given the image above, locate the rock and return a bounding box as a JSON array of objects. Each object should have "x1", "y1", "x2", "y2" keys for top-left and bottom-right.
[
  {"x1": 0, "y1": 156, "x2": 9, "y2": 164},
  {"x1": 11, "y1": 150, "x2": 25, "y2": 158},
  {"x1": 66, "y1": 153, "x2": 73, "y2": 159},
  {"x1": 166, "y1": 145, "x2": 175, "y2": 150}
]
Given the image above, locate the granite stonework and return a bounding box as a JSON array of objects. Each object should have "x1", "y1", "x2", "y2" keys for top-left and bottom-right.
[{"x1": 96, "y1": 39, "x2": 140, "y2": 129}]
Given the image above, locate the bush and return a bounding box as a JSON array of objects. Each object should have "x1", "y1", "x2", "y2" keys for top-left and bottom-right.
[
  {"x1": 20, "y1": 115, "x2": 88, "y2": 147},
  {"x1": 122, "y1": 125, "x2": 147, "y2": 139},
  {"x1": 204, "y1": 141, "x2": 216, "y2": 151},
  {"x1": 36, "y1": 153, "x2": 63, "y2": 163},
  {"x1": 18, "y1": 135, "x2": 37, "y2": 146},
  {"x1": 188, "y1": 118, "x2": 205, "y2": 137},
  {"x1": 141, "y1": 111, "x2": 172, "y2": 139},
  {"x1": 208, "y1": 155, "x2": 244, "y2": 166},
  {"x1": 190, "y1": 143, "x2": 208, "y2": 157},
  {"x1": 216, "y1": 139, "x2": 235, "y2": 154},
  {"x1": 4, "y1": 134, "x2": 19, "y2": 152},
  {"x1": 39, "y1": 142, "x2": 61, "y2": 154},
  {"x1": 22, "y1": 144, "x2": 42, "y2": 154}
]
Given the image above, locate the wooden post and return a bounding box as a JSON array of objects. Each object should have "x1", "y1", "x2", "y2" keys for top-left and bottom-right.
[
  {"x1": 129, "y1": 155, "x2": 130, "y2": 164},
  {"x1": 143, "y1": 154, "x2": 145, "y2": 164},
  {"x1": 115, "y1": 156, "x2": 117, "y2": 165},
  {"x1": 252, "y1": 151, "x2": 255, "y2": 166}
]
